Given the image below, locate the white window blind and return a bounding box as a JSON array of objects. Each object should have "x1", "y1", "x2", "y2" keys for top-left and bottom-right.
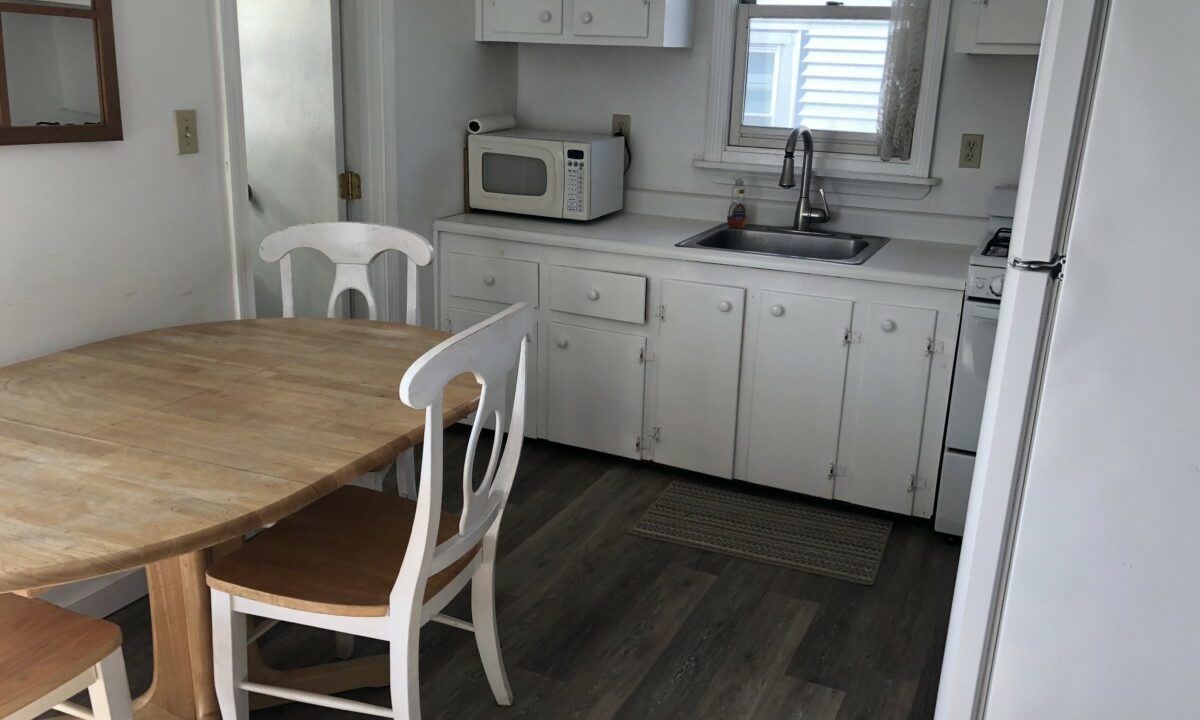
[{"x1": 730, "y1": 0, "x2": 893, "y2": 155}]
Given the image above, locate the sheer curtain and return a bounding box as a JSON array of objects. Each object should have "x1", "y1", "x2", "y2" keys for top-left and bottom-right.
[{"x1": 877, "y1": 0, "x2": 932, "y2": 161}]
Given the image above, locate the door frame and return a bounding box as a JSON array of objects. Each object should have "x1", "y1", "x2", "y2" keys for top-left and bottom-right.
[{"x1": 212, "y1": 0, "x2": 404, "y2": 322}]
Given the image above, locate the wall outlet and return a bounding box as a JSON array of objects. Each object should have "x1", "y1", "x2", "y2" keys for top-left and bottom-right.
[
  {"x1": 959, "y1": 133, "x2": 983, "y2": 169},
  {"x1": 611, "y1": 113, "x2": 632, "y2": 137},
  {"x1": 175, "y1": 109, "x2": 199, "y2": 155}
]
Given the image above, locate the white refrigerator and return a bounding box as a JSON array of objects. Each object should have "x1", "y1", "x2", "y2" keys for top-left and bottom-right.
[{"x1": 936, "y1": 0, "x2": 1200, "y2": 718}]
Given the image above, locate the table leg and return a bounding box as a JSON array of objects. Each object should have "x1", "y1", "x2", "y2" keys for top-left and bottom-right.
[{"x1": 133, "y1": 549, "x2": 220, "y2": 720}]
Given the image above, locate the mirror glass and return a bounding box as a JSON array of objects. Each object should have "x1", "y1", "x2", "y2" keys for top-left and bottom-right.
[{"x1": 2, "y1": 11, "x2": 102, "y2": 127}]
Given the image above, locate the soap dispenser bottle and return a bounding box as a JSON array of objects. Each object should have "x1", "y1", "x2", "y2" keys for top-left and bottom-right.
[{"x1": 727, "y1": 178, "x2": 748, "y2": 229}]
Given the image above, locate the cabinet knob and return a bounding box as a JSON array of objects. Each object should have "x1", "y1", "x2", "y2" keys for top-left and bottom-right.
[
  {"x1": 483, "y1": 274, "x2": 496, "y2": 286},
  {"x1": 718, "y1": 300, "x2": 733, "y2": 313},
  {"x1": 580, "y1": 11, "x2": 593, "y2": 23},
  {"x1": 770, "y1": 304, "x2": 785, "y2": 317},
  {"x1": 587, "y1": 289, "x2": 600, "y2": 301},
  {"x1": 881, "y1": 319, "x2": 897, "y2": 333},
  {"x1": 540, "y1": 9, "x2": 553, "y2": 22},
  {"x1": 555, "y1": 337, "x2": 569, "y2": 349}
]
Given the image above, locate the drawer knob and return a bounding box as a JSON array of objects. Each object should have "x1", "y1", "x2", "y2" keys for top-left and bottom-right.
[
  {"x1": 587, "y1": 289, "x2": 600, "y2": 301},
  {"x1": 555, "y1": 337, "x2": 569, "y2": 349},
  {"x1": 718, "y1": 300, "x2": 733, "y2": 313},
  {"x1": 881, "y1": 319, "x2": 897, "y2": 333},
  {"x1": 483, "y1": 274, "x2": 496, "y2": 286},
  {"x1": 770, "y1": 304, "x2": 785, "y2": 317},
  {"x1": 580, "y1": 11, "x2": 593, "y2": 23},
  {"x1": 540, "y1": 10, "x2": 553, "y2": 22}
]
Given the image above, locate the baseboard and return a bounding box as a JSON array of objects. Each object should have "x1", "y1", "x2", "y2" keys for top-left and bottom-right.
[{"x1": 38, "y1": 569, "x2": 148, "y2": 618}]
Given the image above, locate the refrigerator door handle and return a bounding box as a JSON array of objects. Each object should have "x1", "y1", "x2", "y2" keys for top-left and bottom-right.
[{"x1": 1011, "y1": 254, "x2": 1067, "y2": 279}]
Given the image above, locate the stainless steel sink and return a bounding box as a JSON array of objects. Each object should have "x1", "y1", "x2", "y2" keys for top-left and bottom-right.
[{"x1": 677, "y1": 224, "x2": 889, "y2": 265}]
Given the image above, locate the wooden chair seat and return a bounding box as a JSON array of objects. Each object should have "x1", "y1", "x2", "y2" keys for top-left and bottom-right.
[
  {"x1": 207, "y1": 485, "x2": 479, "y2": 617},
  {"x1": 0, "y1": 594, "x2": 123, "y2": 718}
]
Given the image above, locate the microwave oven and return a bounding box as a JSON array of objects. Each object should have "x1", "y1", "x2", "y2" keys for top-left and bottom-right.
[{"x1": 468, "y1": 129, "x2": 625, "y2": 221}]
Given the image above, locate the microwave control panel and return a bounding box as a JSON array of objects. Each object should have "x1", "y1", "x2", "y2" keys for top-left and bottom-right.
[{"x1": 564, "y1": 146, "x2": 588, "y2": 218}]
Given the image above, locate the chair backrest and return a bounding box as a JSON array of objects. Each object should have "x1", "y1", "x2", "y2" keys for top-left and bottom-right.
[
  {"x1": 259, "y1": 222, "x2": 434, "y2": 323},
  {"x1": 390, "y1": 302, "x2": 534, "y2": 611}
]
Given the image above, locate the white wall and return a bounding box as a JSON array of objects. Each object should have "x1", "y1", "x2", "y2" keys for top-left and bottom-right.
[
  {"x1": 393, "y1": 0, "x2": 518, "y2": 318},
  {"x1": 0, "y1": 0, "x2": 236, "y2": 366},
  {"x1": 515, "y1": 0, "x2": 1038, "y2": 244}
]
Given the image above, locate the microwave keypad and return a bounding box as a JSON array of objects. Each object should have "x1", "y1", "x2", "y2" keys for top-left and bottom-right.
[{"x1": 566, "y1": 159, "x2": 585, "y2": 215}]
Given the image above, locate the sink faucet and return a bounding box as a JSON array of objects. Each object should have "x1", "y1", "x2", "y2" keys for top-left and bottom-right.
[{"x1": 779, "y1": 127, "x2": 831, "y2": 231}]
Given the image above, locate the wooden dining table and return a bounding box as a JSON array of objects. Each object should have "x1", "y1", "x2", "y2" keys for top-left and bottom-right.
[{"x1": 0, "y1": 319, "x2": 481, "y2": 720}]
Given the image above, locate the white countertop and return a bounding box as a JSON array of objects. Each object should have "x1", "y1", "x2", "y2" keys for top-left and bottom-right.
[{"x1": 434, "y1": 211, "x2": 973, "y2": 292}]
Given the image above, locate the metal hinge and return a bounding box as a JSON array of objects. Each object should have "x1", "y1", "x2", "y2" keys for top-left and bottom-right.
[
  {"x1": 843, "y1": 329, "x2": 861, "y2": 346},
  {"x1": 338, "y1": 170, "x2": 362, "y2": 201},
  {"x1": 926, "y1": 338, "x2": 945, "y2": 356},
  {"x1": 639, "y1": 348, "x2": 656, "y2": 364},
  {"x1": 651, "y1": 426, "x2": 662, "y2": 443},
  {"x1": 655, "y1": 305, "x2": 666, "y2": 321},
  {"x1": 1011, "y1": 254, "x2": 1066, "y2": 280},
  {"x1": 827, "y1": 462, "x2": 844, "y2": 482},
  {"x1": 907, "y1": 473, "x2": 928, "y2": 493}
]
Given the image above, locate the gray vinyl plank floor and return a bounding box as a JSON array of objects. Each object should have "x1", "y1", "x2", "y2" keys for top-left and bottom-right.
[{"x1": 106, "y1": 428, "x2": 960, "y2": 720}]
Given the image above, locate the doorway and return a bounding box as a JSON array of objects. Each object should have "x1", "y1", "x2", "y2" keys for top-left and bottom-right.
[{"x1": 232, "y1": 0, "x2": 401, "y2": 321}]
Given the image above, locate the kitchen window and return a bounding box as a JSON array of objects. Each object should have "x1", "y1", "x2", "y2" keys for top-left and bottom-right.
[{"x1": 703, "y1": 0, "x2": 951, "y2": 182}]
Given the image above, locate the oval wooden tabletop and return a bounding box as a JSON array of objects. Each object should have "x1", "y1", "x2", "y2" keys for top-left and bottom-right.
[{"x1": 0, "y1": 319, "x2": 481, "y2": 593}]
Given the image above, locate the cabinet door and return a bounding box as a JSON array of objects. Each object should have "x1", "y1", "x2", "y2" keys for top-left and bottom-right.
[
  {"x1": 975, "y1": 0, "x2": 1047, "y2": 45},
  {"x1": 546, "y1": 322, "x2": 646, "y2": 459},
  {"x1": 746, "y1": 291, "x2": 853, "y2": 498},
  {"x1": 573, "y1": 0, "x2": 650, "y2": 38},
  {"x1": 487, "y1": 0, "x2": 563, "y2": 35},
  {"x1": 447, "y1": 307, "x2": 538, "y2": 438},
  {"x1": 653, "y1": 280, "x2": 745, "y2": 477},
  {"x1": 835, "y1": 303, "x2": 937, "y2": 515}
]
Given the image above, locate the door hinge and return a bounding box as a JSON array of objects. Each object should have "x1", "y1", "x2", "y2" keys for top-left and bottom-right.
[
  {"x1": 907, "y1": 473, "x2": 928, "y2": 493},
  {"x1": 639, "y1": 347, "x2": 656, "y2": 364},
  {"x1": 651, "y1": 426, "x2": 662, "y2": 443},
  {"x1": 926, "y1": 338, "x2": 945, "y2": 356},
  {"x1": 827, "y1": 462, "x2": 844, "y2": 482},
  {"x1": 843, "y1": 329, "x2": 861, "y2": 346},
  {"x1": 338, "y1": 170, "x2": 362, "y2": 201},
  {"x1": 1011, "y1": 254, "x2": 1066, "y2": 280},
  {"x1": 655, "y1": 304, "x2": 666, "y2": 321}
]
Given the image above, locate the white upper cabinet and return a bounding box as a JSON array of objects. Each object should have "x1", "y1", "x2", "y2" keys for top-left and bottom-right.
[
  {"x1": 484, "y1": 0, "x2": 563, "y2": 36},
  {"x1": 477, "y1": 0, "x2": 694, "y2": 47},
  {"x1": 955, "y1": 0, "x2": 1048, "y2": 55},
  {"x1": 573, "y1": 0, "x2": 649, "y2": 39},
  {"x1": 651, "y1": 280, "x2": 746, "y2": 478}
]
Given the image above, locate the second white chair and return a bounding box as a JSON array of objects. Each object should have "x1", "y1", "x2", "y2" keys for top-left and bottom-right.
[
  {"x1": 208, "y1": 302, "x2": 534, "y2": 720},
  {"x1": 260, "y1": 221, "x2": 435, "y2": 497}
]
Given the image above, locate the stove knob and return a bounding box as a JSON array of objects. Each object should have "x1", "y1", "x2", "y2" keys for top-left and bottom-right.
[{"x1": 989, "y1": 276, "x2": 1005, "y2": 296}]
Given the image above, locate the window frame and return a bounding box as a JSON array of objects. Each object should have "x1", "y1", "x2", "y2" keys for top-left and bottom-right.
[
  {"x1": 700, "y1": 0, "x2": 952, "y2": 183},
  {"x1": 729, "y1": 3, "x2": 892, "y2": 156}
]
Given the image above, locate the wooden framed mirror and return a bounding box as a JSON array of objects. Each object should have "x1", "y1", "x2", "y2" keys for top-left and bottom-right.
[{"x1": 0, "y1": 0, "x2": 121, "y2": 145}]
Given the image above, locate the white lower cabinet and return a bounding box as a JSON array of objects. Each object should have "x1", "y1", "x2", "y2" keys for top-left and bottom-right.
[
  {"x1": 435, "y1": 229, "x2": 960, "y2": 518},
  {"x1": 545, "y1": 322, "x2": 646, "y2": 459},
  {"x1": 746, "y1": 291, "x2": 853, "y2": 497},
  {"x1": 835, "y1": 303, "x2": 938, "y2": 515},
  {"x1": 651, "y1": 279, "x2": 745, "y2": 477},
  {"x1": 446, "y1": 306, "x2": 539, "y2": 437}
]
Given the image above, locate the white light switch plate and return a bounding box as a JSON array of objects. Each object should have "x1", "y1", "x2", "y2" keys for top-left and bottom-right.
[{"x1": 175, "y1": 109, "x2": 198, "y2": 155}]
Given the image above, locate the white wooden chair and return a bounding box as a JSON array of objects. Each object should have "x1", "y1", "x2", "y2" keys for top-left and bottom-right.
[
  {"x1": 261, "y1": 222, "x2": 435, "y2": 498},
  {"x1": 0, "y1": 594, "x2": 134, "y2": 720},
  {"x1": 208, "y1": 302, "x2": 534, "y2": 720}
]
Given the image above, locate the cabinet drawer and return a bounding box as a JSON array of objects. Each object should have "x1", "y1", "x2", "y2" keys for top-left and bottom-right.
[
  {"x1": 446, "y1": 253, "x2": 539, "y2": 306},
  {"x1": 549, "y1": 265, "x2": 646, "y2": 324}
]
